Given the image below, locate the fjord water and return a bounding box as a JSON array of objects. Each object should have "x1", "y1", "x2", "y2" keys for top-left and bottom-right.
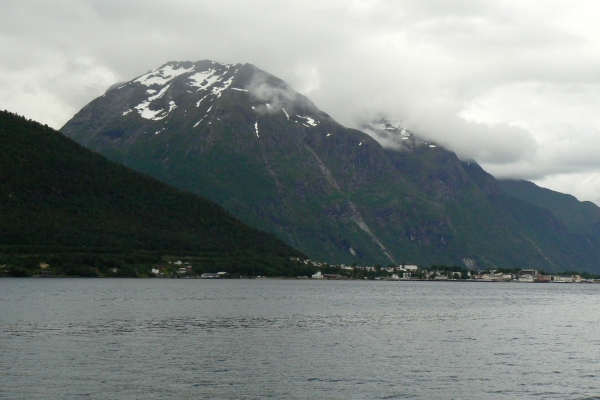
[{"x1": 1, "y1": 280, "x2": 599, "y2": 399}]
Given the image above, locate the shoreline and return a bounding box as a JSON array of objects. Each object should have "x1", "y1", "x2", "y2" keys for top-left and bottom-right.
[{"x1": 4, "y1": 275, "x2": 598, "y2": 284}]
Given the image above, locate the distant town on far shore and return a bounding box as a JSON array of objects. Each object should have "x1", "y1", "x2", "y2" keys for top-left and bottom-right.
[{"x1": 24, "y1": 257, "x2": 597, "y2": 282}]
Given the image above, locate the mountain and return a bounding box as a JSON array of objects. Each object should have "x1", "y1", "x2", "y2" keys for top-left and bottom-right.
[
  {"x1": 61, "y1": 60, "x2": 600, "y2": 272},
  {"x1": 0, "y1": 110, "x2": 305, "y2": 275}
]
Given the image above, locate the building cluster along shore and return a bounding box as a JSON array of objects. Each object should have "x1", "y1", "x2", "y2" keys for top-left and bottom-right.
[
  {"x1": 300, "y1": 259, "x2": 599, "y2": 283},
  {"x1": 14, "y1": 258, "x2": 600, "y2": 281},
  {"x1": 130, "y1": 259, "x2": 600, "y2": 281}
]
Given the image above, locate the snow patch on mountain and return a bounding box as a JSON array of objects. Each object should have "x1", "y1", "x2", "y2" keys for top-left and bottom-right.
[
  {"x1": 195, "y1": 95, "x2": 209, "y2": 107},
  {"x1": 135, "y1": 65, "x2": 194, "y2": 87},
  {"x1": 188, "y1": 68, "x2": 234, "y2": 99},
  {"x1": 212, "y1": 76, "x2": 234, "y2": 98},
  {"x1": 125, "y1": 63, "x2": 239, "y2": 122},
  {"x1": 188, "y1": 69, "x2": 223, "y2": 91},
  {"x1": 296, "y1": 115, "x2": 319, "y2": 127},
  {"x1": 134, "y1": 84, "x2": 178, "y2": 121}
]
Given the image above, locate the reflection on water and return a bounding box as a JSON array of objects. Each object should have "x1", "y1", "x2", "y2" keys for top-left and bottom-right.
[{"x1": 1, "y1": 279, "x2": 599, "y2": 399}]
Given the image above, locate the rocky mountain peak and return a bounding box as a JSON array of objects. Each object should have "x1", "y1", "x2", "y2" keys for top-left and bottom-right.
[
  {"x1": 361, "y1": 118, "x2": 440, "y2": 152},
  {"x1": 69, "y1": 60, "x2": 330, "y2": 149}
]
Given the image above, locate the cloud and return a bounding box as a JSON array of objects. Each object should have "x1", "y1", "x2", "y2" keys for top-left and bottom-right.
[
  {"x1": 0, "y1": 53, "x2": 116, "y2": 128},
  {"x1": 246, "y1": 69, "x2": 316, "y2": 115},
  {"x1": 3, "y1": 0, "x2": 600, "y2": 202},
  {"x1": 402, "y1": 106, "x2": 539, "y2": 164},
  {"x1": 293, "y1": 64, "x2": 321, "y2": 95}
]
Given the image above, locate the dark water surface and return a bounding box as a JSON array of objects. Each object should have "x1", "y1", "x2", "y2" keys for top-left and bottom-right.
[{"x1": 1, "y1": 279, "x2": 600, "y2": 399}]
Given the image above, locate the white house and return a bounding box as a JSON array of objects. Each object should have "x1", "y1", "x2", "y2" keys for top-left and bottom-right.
[
  {"x1": 400, "y1": 264, "x2": 419, "y2": 272},
  {"x1": 553, "y1": 276, "x2": 573, "y2": 283}
]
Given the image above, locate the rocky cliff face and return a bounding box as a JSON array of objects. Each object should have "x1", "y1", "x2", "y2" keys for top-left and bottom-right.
[{"x1": 61, "y1": 60, "x2": 600, "y2": 271}]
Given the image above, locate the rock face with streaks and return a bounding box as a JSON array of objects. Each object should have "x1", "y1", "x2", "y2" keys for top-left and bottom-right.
[{"x1": 62, "y1": 60, "x2": 600, "y2": 271}]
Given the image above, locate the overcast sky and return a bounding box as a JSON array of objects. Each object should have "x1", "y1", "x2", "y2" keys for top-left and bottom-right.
[{"x1": 3, "y1": 0, "x2": 600, "y2": 203}]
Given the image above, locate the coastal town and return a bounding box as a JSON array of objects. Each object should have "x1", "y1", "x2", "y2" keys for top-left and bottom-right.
[
  {"x1": 10, "y1": 256, "x2": 600, "y2": 281},
  {"x1": 309, "y1": 267, "x2": 593, "y2": 283},
  {"x1": 142, "y1": 258, "x2": 600, "y2": 283},
  {"x1": 283, "y1": 258, "x2": 599, "y2": 282}
]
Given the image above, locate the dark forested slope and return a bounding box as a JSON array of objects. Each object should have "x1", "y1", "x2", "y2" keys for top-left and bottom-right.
[{"x1": 0, "y1": 111, "x2": 304, "y2": 274}]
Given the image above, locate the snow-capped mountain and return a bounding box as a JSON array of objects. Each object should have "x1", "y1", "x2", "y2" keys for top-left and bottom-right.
[
  {"x1": 61, "y1": 60, "x2": 600, "y2": 271},
  {"x1": 68, "y1": 60, "x2": 328, "y2": 148}
]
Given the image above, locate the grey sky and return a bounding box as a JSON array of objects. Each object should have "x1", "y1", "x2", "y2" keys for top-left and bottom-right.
[{"x1": 3, "y1": 0, "x2": 600, "y2": 203}]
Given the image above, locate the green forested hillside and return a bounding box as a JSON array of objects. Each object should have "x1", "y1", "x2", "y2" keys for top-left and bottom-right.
[
  {"x1": 0, "y1": 111, "x2": 305, "y2": 276},
  {"x1": 498, "y1": 179, "x2": 600, "y2": 232}
]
